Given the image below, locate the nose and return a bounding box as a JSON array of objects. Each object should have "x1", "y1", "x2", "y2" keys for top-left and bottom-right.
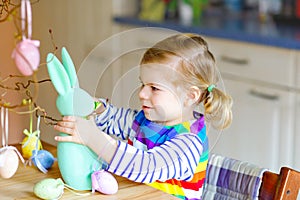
[{"x1": 139, "y1": 85, "x2": 151, "y2": 100}]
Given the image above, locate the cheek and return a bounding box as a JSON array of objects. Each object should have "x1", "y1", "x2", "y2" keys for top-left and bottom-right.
[
  {"x1": 169, "y1": 91, "x2": 185, "y2": 106},
  {"x1": 154, "y1": 93, "x2": 182, "y2": 108}
]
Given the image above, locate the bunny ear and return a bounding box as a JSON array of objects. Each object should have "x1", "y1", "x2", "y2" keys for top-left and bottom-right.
[
  {"x1": 46, "y1": 53, "x2": 71, "y2": 95},
  {"x1": 61, "y1": 47, "x2": 79, "y2": 88}
]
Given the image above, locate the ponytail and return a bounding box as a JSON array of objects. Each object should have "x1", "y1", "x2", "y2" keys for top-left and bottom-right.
[{"x1": 202, "y1": 86, "x2": 233, "y2": 130}]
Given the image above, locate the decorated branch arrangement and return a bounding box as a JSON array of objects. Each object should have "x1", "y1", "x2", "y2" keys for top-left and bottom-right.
[
  {"x1": 1, "y1": 0, "x2": 57, "y2": 178},
  {"x1": 1, "y1": 1, "x2": 118, "y2": 199}
]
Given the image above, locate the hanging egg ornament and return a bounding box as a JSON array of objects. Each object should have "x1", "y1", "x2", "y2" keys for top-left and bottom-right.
[
  {"x1": 32, "y1": 150, "x2": 55, "y2": 171},
  {"x1": 33, "y1": 178, "x2": 64, "y2": 200},
  {"x1": 91, "y1": 170, "x2": 118, "y2": 194},
  {"x1": 12, "y1": 39, "x2": 40, "y2": 76},
  {"x1": 21, "y1": 129, "x2": 42, "y2": 159},
  {"x1": 0, "y1": 148, "x2": 19, "y2": 179}
]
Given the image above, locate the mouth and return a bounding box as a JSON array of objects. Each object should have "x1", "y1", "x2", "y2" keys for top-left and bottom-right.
[{"x1": 142, "y1": 105, "x2": 151, "y2": 110}]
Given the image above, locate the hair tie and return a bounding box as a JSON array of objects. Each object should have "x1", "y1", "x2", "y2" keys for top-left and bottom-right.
[{"x1": 207, "y1": 84, "x2": 215, "y2": 92}]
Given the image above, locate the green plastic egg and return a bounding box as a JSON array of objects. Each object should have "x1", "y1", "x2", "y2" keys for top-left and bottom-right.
[{"x1": 33, "y1": 178, "x2": 64, "y2": 200}]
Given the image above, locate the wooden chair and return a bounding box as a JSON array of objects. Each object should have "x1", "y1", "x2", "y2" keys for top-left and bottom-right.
[
  {"x1": 203, "y1": 154, "x2": 300, "y2": 200},
  {"x1": 260, "y1": 167, "x2": 300, "y2": 199}
]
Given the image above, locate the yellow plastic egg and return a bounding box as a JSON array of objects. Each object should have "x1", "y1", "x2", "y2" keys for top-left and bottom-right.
[
  {"x1": 0, "y1": 148, "x2": 19, "y2": 179},
  {"x1": 21, "y1": 130, "x2": 42, "y2": 159}
]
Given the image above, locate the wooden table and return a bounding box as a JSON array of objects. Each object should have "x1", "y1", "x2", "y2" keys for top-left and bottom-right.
[{"x1": 0, "y1": 143, "x2": 178, "y2": 200}]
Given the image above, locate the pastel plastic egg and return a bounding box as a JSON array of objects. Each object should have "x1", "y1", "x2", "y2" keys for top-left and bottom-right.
[
  {"x1": 12, "y1": 39, "x2": 40, "y2": 76},
  {"x1": 0, "y1": 149, "x2": 19, "y2": 179},
  {"x1": 21, "y1": 135, "x2": 42, "y2": 159},
  {"x1": 32, "y1": 150, "x2": 55, "y2": 170},
  {"x1": 33, "y1": 178, "x2": 64, "y2": 200},
  {"x1": 91, "y1": 170, "x2": 118, "y2": 194}
]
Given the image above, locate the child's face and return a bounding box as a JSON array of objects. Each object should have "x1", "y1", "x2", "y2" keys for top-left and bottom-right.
[{"x1": 139, "y1": 61, "x2": 190, "y2": 126}]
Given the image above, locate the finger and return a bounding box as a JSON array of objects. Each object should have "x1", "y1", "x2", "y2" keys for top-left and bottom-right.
[
  {"x1": 54, "y1": 124, "x2": 75, "y2": 135},
  {"x1": 57, "y1": 120, "x2": 76, "y2": 129},
  {"x1": 55, "y1": 135, "x2": 83, "y2": 144},
  {"x1": 62, "y1": 115, "x2": 76, "y2": 121},
  {"x1": 55, "y1": 135, "x2": 74, "y2": 142}
]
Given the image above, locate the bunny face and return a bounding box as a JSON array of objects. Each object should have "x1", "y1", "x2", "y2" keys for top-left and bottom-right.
[
  {"x1": 47, "y1": 47, "x2": 94, "y2": 117},
  {"x1": 57, "y1": 88, "x2": 94, "y2": 116}
]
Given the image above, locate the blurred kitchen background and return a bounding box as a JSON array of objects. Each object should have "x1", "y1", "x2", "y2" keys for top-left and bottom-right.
[{"x1": 1, "y1": 0, "x2": 300, "y2": 175}]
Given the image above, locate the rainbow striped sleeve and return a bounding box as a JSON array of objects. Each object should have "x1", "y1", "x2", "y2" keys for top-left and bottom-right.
[
  {"x1": 94, "y1": 99, "x2": 138, "y2": 140},
  {"x1": 107, "y1": 133, "x2": 203, "y2": 184}
]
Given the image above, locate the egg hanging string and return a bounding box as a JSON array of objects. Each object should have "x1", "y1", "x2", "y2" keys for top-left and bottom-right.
[
  {"x1": 1, "y1": 107, "x2": 8, "y2": 148},
  {"x1": 29, "y1": 115, "x2": 56, "y2": 173},
  {"x1": 29, "y1": 115, "x2": 46, "y2": 173},
  {"x1": 21, "y1": 0, "x2": 31, "y2": 40},
  {"x1": 12, "y1": 0, "x2": 40, "y2": 76}
]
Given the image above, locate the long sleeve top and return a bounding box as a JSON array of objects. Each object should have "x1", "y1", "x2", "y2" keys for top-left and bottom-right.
[{"x1": 94, "y1": 100, "x2": 209, "y2": 200}]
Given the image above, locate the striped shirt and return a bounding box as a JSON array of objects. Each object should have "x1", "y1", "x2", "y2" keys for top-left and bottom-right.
[{"x1": 95, "y1": 100, "x2": 208, "y2": 199}]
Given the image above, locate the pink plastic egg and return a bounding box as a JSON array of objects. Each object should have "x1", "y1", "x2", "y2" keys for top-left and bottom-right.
[
  {"x1": 0, "y1": 148, "x2": 19, "y2": 179},
  {"x1": 12, "y1": 39, "x2": 40, "y2": 76},
  {"x1": 91, "y1": 170, "x2": 118, "y2": 195}
]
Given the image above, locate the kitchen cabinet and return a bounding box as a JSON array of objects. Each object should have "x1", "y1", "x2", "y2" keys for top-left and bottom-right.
[
  {"x1": 295, "y1": 53, "x2": 300, "y2": 171},
  {"x1": 111, "y1": 25, "x2": 299, "y2": 172}
]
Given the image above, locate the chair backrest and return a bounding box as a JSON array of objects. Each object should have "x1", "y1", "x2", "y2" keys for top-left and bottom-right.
[
  {"x1": 203, "y1": 154, "x2": 300, "y2": 200},
  {"x1": 260, "y1": 167, "x2": 300, "y2": 200}
]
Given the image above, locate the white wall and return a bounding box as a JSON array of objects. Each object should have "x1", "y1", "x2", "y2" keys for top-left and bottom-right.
[{"x1": 32, "y1": 0, "x2": 114, "y2": 145}]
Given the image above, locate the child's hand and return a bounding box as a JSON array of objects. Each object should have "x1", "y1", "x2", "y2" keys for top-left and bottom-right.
[
  {"x1": 54, "y1": 116, "x2": 117, "y2": 163},
  {"x1": 54, "y1": 116, "x2": 84, "y2": 144}
]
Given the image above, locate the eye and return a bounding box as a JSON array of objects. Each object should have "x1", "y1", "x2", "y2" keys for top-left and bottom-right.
[{"x1": 151, "y1": 86, "x2": 160, "y2": 91}]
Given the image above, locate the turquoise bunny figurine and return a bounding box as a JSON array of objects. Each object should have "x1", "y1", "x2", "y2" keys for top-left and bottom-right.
[{"x1": 46, "y1": 47, "x2": 100, "y2": 190}]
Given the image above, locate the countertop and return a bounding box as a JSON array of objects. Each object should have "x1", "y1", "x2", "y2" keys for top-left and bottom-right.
[
  {"x1": 0, "y1": 143, "x2": 177, "y2": 200},
  {"x1": 113, "y1": 14, "x2": 300, "y2": 50}
]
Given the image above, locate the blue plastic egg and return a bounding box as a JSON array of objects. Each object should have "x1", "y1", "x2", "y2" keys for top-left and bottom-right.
[{"x1": 32, "y1": 150, "x2": 55, "y2": 171}]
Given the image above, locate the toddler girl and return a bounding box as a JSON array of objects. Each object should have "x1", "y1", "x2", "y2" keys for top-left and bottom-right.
[{"x1": 54, "y1": 33, "x2": 233, "y2": 199}]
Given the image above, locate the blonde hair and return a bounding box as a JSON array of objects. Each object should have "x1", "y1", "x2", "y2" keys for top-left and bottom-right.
[{"x1": 140, "y1": 33, "x2": 233, "y2": 130}]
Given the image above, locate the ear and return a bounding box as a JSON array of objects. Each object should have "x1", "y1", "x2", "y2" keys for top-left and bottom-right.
[
  {"x1": 185, "y1": 86, "x2": 201, "y2": 106},
  {"x1": 61, "y1": 47, "x2": 79, "y2": 88},
  {"x1": 46, "y1": 53, "x2": 71, "y2": 95}
]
